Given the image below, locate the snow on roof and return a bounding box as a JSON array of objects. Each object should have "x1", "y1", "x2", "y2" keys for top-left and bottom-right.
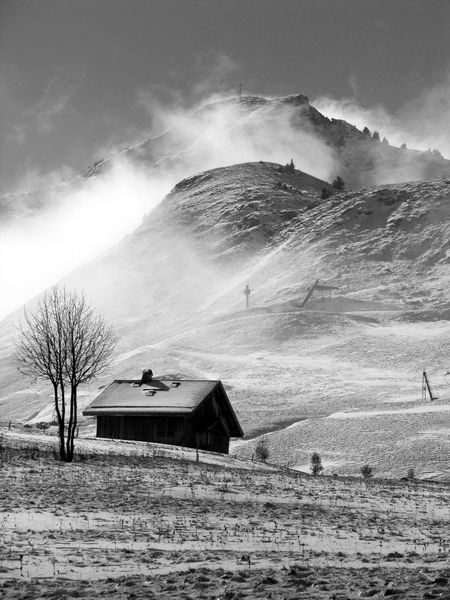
[{"x1": 83, "y1": 379, "x2": 219, "y2": 416}]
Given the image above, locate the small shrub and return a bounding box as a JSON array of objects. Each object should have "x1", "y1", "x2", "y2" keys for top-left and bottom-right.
[
  {"x1": 310, "y1": 452, "x2": 323, "y2": 476},
  {"x1": 29, "y1": 447, "x2": 41, "y2": 460},
  {"x1": 361, "y1": 464, "x2": 373, "y2": 479},
  {"x1": 320, "y1": 187, "x2": 331, "y2": 199},
  {"x1": 255, "y1": 437, "x2": 269, "y2": 462}
]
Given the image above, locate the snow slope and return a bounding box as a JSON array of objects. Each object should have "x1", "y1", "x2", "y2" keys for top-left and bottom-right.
[{"x1": 1, "y1": 162, "x2": 450, "y2": 478}]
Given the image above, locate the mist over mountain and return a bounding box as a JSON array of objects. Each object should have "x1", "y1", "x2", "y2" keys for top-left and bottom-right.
[
  {"x1": 5, "y1": 93, "x2": 450, "y2": 226},
  {"x1": 3, "y1": 92, "x2": 449, "y2": 318},
  {"x1": 90, "y1": 93, "x2": 450, "y2": 187}
]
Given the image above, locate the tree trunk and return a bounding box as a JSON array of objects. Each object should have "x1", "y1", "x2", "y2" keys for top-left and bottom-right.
[
  {"x1": 66, "y1": 385, "x2": 77, "y2": 463},
  {"x1": 53, "y1": 382, "x2": 66, "y2": 461}
]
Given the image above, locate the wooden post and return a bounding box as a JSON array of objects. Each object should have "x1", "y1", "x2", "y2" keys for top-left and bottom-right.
[
  {"x1": 300, "y1": 279, "x2": 319, "y2": 307},
  {"x1": 243, "y1": 283, "x2": 252, "y2": 309},
  {"x1": 422, "y1": 370, "x2": 437, "y2": 401},
  {"x1": 422, "y1": 371, "x2": 426, "y2": 403}
]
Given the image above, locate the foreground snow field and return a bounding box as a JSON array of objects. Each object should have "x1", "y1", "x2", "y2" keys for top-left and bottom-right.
[{"x1": 0, "y1": 435, "x2": 449, "y2": 599}]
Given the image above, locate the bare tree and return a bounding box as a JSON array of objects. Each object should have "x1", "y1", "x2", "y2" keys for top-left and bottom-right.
[{"x1": 16, "y1": 286, "x2": 116, "y2": 462}]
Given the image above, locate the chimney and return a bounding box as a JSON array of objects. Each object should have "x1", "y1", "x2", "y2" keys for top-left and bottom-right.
[{"x1": 141, "y1": 369, "x2": 153, "y2": 385}]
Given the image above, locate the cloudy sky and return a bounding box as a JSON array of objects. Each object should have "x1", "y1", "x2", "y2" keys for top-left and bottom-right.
[{"x1": 1, "y1": 0, "x2": 449, "y2": 194}]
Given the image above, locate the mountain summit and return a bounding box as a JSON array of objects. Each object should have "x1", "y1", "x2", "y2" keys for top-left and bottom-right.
[{"x1": 98, "y1": 93, "x2": 450, "y2": 188}]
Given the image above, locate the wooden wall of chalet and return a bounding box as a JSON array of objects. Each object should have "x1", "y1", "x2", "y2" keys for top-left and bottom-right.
[
  {"x1": 188, "y1": 388, "x2": 231, "y2": 453},
  {"x1": 96, "y1": 386, "x2": 235, "y2": 454},
  {"x1": 97, "y1": 415, "x2": 185, "y2": 445}
]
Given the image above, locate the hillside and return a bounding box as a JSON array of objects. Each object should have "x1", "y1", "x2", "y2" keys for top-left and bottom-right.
[
  {"x1": 147, "y1": 161, "x2": 328, "y2": 257},
  {"x1": 1, "y1": 162, "x2": 450, "y2": 479}
]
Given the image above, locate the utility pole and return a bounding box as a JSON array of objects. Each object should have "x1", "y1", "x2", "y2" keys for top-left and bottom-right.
[
  {"x1": 243, "y1": 283, "x2": 252, "y2": 309},
  {"x1": 239, "y1": 82, "x2": 242, "y2": 100}
]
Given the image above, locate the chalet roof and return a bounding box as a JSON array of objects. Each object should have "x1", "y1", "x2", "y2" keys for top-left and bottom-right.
[
  {"x1": 83, "y1": 378, "x2": 244, "y2": 437},
  {"x1": 83, "y1": 379, "x2": 218, "y2": 415}
]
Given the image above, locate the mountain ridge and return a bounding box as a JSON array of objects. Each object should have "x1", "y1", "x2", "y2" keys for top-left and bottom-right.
[
  {"x1": 123, "y1": 93, "x2": 450, "y2": 187},
  {"x1": 3, "y1": 93, "x2": 450, "y2": 228}
]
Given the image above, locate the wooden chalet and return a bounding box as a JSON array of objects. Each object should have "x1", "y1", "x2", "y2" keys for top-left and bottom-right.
[{"x1": 82, "y1": 369, "x2": 244, "y2": 454}]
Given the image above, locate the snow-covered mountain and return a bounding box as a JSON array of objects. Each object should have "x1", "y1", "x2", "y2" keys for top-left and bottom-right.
[{"x1": 1, "y1": 160, "x2": 449, "y2": 478}]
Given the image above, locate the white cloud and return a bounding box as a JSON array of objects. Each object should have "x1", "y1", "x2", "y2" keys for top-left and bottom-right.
[
  {"x1": 0, "y1": 90, "x2": 338, "y2": 319},
  {"x1": 135, "y1": 91, "x2": 336, "y2": 182},
  {"x1": 0, "y1": 158, "x2": 172, "y2": 320},
  {"x1": 33, "y1": 73, "x2": 81, "y2": 133},
  {"x1": 314, "y1": 74, "x2": 450, "y2": 156}
]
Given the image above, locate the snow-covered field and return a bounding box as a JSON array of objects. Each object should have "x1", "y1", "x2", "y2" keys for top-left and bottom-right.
[
  {"x1": 1, "y1": 435, "x2": 449, "y2": 599},
  {"x1": 8, "y1": 304, "x2": 449, "y2": 480}
]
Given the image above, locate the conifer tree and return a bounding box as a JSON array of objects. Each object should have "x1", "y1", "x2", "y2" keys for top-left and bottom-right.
[
  {"x1": 332, "y1": 175, "x2": 345, "y2": 191},
  {"x1": 310, "y1": 452, "x2": 323, "y2": 475}
]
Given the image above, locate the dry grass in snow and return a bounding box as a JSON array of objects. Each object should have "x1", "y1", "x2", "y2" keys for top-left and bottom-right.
[{"x1": 0, "y1": 433, "x2": 449, "y2": 599}]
